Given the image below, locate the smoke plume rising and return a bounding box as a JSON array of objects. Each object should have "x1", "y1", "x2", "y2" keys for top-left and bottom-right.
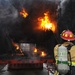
[{"x1": 0, "y1": 0, "x2": 59, "y2": 56}]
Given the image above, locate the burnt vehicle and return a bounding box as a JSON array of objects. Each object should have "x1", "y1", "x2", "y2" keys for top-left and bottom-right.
[{"x1": 8, "y1": 42, "x2": 55, "y2": 70}]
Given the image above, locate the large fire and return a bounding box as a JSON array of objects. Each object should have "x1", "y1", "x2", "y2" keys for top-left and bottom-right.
[
  {"x1": 38, "y1": 12, "x2": 56, "y2": 32},
  {"x1": 19, "y1": 8, "x2": 57, "y2": 33},
  {"x1": 20, "y1": 8, "x2": 28, "y2": 18}
]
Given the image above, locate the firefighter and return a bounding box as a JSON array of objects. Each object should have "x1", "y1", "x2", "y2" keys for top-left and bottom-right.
[{"x1": 54, "y1": 30, "x2": 75, "y2": 75}]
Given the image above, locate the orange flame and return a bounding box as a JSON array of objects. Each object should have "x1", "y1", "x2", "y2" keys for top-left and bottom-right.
[
  {"x1": 40, "y1": 51, "x2": 46, "y2": 57},
  {"x1": 12, "y1": 42, "x2": 20, "y2": 50},
  {"x1": 20, "y1": 8, "x2": 28, "y2": 18},
  {"x1": 38, "y1": 12, "x2": 56, "y2": 32},
  {"x1": 12, "y1": 41, "x2": 24, "y2": 56},
  {"x1": 34, "y1": 48, "x2": 38, "y2": 53}
]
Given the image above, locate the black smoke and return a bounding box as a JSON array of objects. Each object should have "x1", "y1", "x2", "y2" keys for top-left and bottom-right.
[
  {"x1": 0, "y1": 0, "x2": 58, "y2": 58},
  {"x1": 57, "y1": 0, "x2": 75, "y2": 43}
]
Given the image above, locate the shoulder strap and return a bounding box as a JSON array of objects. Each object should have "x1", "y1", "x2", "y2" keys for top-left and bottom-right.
[{"x1": 66, "y1": 43, "x2": 74, "y2": 50}]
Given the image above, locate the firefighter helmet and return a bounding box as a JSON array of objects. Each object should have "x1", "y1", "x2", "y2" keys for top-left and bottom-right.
[{"x1": 60, "y1": 30, "x2": 75, "y2": 41}]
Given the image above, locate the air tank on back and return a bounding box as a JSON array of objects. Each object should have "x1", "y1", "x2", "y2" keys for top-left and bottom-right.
[{"x1": 57, "y1": 45, "x2": 69, "y2": 75}]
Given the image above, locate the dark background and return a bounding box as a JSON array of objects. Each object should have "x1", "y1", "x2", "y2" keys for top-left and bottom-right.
[{"x1": 0, "y1": 0, "x2": 75, "y2": 59}]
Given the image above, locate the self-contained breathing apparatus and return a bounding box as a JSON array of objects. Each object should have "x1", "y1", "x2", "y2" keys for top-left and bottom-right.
[
  {"x1": 57, "y1": 43, "x2": 73, "y2": 75},
  {"x1": 57, "y1": 45, "x2": 69, "y2": 75}
]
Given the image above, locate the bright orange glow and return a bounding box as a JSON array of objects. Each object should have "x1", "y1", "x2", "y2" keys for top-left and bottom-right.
[
  {"x1": 34, "y1": 48, "x2": 38, "y2": 53},
  {"x1": 12, "y1": 41, "x2": 24, "y2": 56},
  {"x1": 12, "y1": 42, "x2": 19, "y2": 50},
  {"x1": 20, "y1": 8, "x2": 28, "y2": 18},
  {"x1": 38, "y1": 12, "x2": 56, "y2": 32},
  {"x1": 40, "y1": 51, "x2": 46, "y2": 57},
  {"x1": 16, "y1": 46, "x2": 19, "y2": 50}
]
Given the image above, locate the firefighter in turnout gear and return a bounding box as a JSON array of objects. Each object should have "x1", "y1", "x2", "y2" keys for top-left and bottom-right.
[{"x1": 54, "y1": 30, "x2": 75, "y2": 75}]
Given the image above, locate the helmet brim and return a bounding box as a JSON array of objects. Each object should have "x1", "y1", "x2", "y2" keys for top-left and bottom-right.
[{"x1": 61, "y1": 36, "x2": 75, "y2": 41}]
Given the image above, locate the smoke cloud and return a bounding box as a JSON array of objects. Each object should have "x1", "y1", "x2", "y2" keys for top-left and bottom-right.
[
  {"x1": 0, "y1": 0, "x2": 59, "y2": 55},
  {"x1": 0, "y1": 0, "x2": 59, "y2": 29},
  {"x1": 57, "y1": 0, "x2": 75, "y2": 44},
  {"x1": 57, "y1": 0, "x2": 69, "y2": 15},
  {"x1": 0, "y1": 0, "x2": 18, "y2": 24}
]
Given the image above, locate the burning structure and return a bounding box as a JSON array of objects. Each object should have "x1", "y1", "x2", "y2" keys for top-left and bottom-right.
[
  {"x1": 2, "y1": 0, "x2": 75, "y2": 70},
  {"x1": 0, "y1": 0, "x2": 58, "y2": 57}
]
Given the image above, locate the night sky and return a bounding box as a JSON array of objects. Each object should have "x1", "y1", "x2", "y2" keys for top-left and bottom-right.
[{"x1": 0, "y1": 0, "x2": 75, "y2": 59}]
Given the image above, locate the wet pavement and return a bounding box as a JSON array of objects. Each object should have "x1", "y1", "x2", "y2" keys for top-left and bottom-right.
[
  {"x1": 0, "y1": 63, "x2": 53, "y2": 75},
  {"x1": 0, "y1": 69, "x2": 49, "y2": 75}
]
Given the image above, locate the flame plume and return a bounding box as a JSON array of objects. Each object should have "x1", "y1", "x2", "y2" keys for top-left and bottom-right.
[{"x1": 38, "y1": 11, "x2": 56, "y2": 32}]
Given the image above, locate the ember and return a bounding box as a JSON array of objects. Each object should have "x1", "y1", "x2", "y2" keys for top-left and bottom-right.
[
  {"x1": 40, "y1": 51, "x2": 46, "y2": 57},
  {"x1": 12, "y1": 41, "x2": 20, "y2": 50},
  {"x1": 12, "y1": 41, "x2": 24, "y2": 56},
  {"x1": 34, "y1": 48, "x2": 38, "y2": 53},
  {"x1": 20, "y1": 8, "x2": 28, "y2": 18}
]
